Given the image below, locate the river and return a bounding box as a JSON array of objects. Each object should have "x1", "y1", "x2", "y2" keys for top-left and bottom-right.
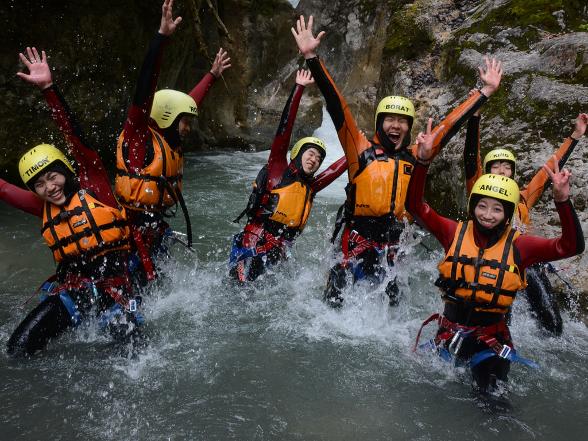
[{"x1": 1, "y1": 112, "x2": 587, "y2": 440}]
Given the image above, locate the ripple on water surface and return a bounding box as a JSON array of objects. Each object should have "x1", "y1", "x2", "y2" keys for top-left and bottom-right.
[{"x1": 0, "y1": 152, "x2": 587, "y2": 440}]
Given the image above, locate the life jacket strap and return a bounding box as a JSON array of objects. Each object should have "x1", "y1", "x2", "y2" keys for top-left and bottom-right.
[
  {"x1": 341, "y1": 228, "x2": 397, "y2": 265},
  {"x1": 54, "y1": 274, "x2": 133, "y2": 310},
  {"x1": 131, "y1": 226, "x2": 157, "y2": 281}
]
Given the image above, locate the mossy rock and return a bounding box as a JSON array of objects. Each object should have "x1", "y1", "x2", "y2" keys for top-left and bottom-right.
[
  {"x1": 383, "y1": 1, "x2": 433, "y2": 60},
  {"x1": 458, "y1": 0, "x2": 588, "y2": 50}
]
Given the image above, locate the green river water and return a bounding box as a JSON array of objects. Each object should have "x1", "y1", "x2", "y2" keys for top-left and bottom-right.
[{"x1": 1, "y1": 117, "x2": 587, "y2": 440}]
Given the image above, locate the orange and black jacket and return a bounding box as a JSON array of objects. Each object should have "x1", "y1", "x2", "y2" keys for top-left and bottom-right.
[
  {"x1": 241, "y1": 82, "x2": 347, "y2": 240},
  {"x1": 464, "y1": 115, "x2": 580, "y2": 226},
  {"x1": 117, "y1": 32, "x2": 217, "y2": 214},
  {"x1": 306, "y1": 56, "x2": 487, "y2": 240}
]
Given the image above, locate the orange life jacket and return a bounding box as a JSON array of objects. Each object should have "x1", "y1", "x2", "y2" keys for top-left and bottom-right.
[
  {"x1": 267, "y1": 181, "x2": 313, "y2": 230},
  {"x1": 436, "y1": 220, "x2": 526, "y2": 314},
  {"x1": 235, "y1": 165, "x2": 314, "y2": 235},
  {"x1": 41, "y1": 190, "x2": 130, "y2": 263},
  {"x1": 350, "y1": 147, "x2": 414, "y2": 221},
  {"x1": 115, "y1": 127, "x2": 183, "y2": 212}
]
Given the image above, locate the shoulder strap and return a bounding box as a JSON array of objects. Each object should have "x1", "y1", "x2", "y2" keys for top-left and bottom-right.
[{"x1": 234, "y1": 165, "x2": 269, "y2": 223}]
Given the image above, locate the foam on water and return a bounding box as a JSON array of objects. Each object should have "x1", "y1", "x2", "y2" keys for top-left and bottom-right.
[{"x1": 1, "y1": 109, "x2": 588, "y2": 440}]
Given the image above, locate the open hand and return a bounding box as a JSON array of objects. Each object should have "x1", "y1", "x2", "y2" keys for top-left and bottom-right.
[
  {"x1": 16, "y1": 47, "x2": 53, "y2": 90},
  {"x1": 571, "y1": 113, "x2": 588, "y2": 140},
  {"x1": 210, "y1": 48, "x2": 231, "y2": 78},
  {"x1": 295, "y1": 69, "x2": 314, "y2": 87},
  {"x1": 543, "y1": 155, "x2": 571, "y2": 203},
  {"x1": 291, "y1": 15, "x2": 325, "y2": 59},
  {"x1": 159, "y1": 0, "x2": 182, "y2": 36},
  {"x1": 479, "y1": 57, "x2": 502, "y2": 97}
]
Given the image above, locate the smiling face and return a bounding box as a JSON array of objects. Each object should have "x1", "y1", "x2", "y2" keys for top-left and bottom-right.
[
  {"x1": 33, "y1": 170, "x2": 67, "y2": 205},
  {"x1": 381, "y1": 114, "x2": 410, "y2": 149},
  {"x1": 489, "y1": 160, "x2": 513, "y2": 178},
  {"x1": 474, "y1": 197, "x2": 506, "y2": 229},
  {"x1": 300, "y1": 147, "x2": 322, "y2": 175}
]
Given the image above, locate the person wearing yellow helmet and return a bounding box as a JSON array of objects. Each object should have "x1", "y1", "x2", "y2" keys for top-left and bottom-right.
[
  {"x1": 229, "y1": 69, "x2": 347, "y2": 282},
  {"x1": 0, "y1": 47, "x2": 143, "y2": 356},
  {"x1": 464, "y1": 102, "x2": 588, "y2": 335},
  {"x1": 292, "y1": 15, "x2": 503, "y2": 307},
  {"x1": 115, "y1": 0, "x2": 231, "y2": 281},
  {"x1": 464, "y1": 91, "x2": 587, "y2": 228},
  {"x1": 407, "y1": 120, "x2": 584, "y2": 394}
]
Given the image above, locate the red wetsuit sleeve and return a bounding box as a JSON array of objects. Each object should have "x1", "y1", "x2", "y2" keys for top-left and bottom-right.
[
  {"x1": 515, "y1": 199, "x2": 585, "y2": 269},
  {"x1": 42, "y1": 86, "x2": 117, "y2": 207},
  {"x1": 312, "y1": 156, "x2": 348, "y2": 193},
  {"x1": 0, "y1": 178, "x2": 43, "y2": 217},
  {"x1": 266, "y1": 83, "x2": 305, "y2": 189},
  {"x1": 305, "y1": 57, "x2": 371, "y2": 181},
  {"x1": 406, "y1": 162, "x2": 459, "y2": 251},
  {"x1": 464, "y1": 115, "x2": 483, "y2": 194},
  {"x1": 520, "y1": 137, "x2": 579, "y2": 209},
  {"x1": 122, "y1": 33, "x2": 169, "y2": 173},
  {"x1": 188, "y1": 72, "x2": 216, "y2": 107}
]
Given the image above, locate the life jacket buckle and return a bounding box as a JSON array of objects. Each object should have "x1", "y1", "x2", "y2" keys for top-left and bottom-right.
[
  {"x1": 349, "y1": 229, "x2": 360, "y2": 243},
  {"x1": 128, "y1": 299, "x2": 137, "y2": 313}
]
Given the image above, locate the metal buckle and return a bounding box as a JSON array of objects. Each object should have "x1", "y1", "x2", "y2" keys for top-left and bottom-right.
[
  {"x1": 448, "y1": 331, "x2": 465, "y2": 355},
  {"x1": 499, "y1": 345, "x2": 512, "y2": 359},
  {"x1": 349, "y1": 230, "x2": 360, "y2": 242},
  {"x1": 128, "y1": 299, "x2": 137, "y2": 312}
]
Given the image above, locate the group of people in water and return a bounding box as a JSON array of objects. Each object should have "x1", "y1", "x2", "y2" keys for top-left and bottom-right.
[{"x1": 1, "y1": 1, "x2": 586, "y2": 395}]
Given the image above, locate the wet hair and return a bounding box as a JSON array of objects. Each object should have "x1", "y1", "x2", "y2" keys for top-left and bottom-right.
[
  {"x1": 375, "y1": 113, "x2": 413, "y2": 151},
  {"x1": 161, "y1": 117, "x2": 182, "y2": 149}
]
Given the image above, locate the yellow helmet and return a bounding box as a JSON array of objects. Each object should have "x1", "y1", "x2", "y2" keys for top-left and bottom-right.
[
  {"x1": 150, "y1": 89, "x2": 198, "y2": 129},
  {"x1": 18, "y1": 144, "x2": 74, "y2": 189},
  {"x1": 374, "y1": 95, "x2": 415, "y2": 131},
  {"x1": 483, "y1": 149, "x2": 516, "y2": 175},
  {"x1": 469, "y1": 174, "x2": 520, "y2": 211},
  {"x1": 290, "y1": 136, "x2": 327, "y2": 161}
]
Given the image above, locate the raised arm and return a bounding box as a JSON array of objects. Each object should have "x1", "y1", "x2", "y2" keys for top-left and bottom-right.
[
  {"x1": 122, "y1": 0, "x2": 181, "y2": 173},
  {"x1": 521, "y1": 113, "x2": 587, "y2": 208},
  {"x1": 312, "y1": 155, "x2": 348, "y2": 192},
  {"x1": 463, "y1": 90, "x2": 483, "y2": 194},
  {"x1": 266, "y1": 69, "x2": 310, "y2": 189},
  {"x1": 188, "y1": 48, "x2": 231, "y2": 106},
  {"x1": 0, "y1": 178, "x2": 44, "y2": 217},
  {"x1": 406, "y1": 119, "x2": 459, "y2": 251},
  {"x1": 516, "y1": 160, "x2": 584, "y2": 268},
  {"x1": 17, "y1": 47, "x2": 117, "y2": 207},
  {"x1": 415, "y1": 57, "x2": 501, "y2": 160},
  {"x1": 292, "y1": 15, "x2": 370, "y2": 180}
]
